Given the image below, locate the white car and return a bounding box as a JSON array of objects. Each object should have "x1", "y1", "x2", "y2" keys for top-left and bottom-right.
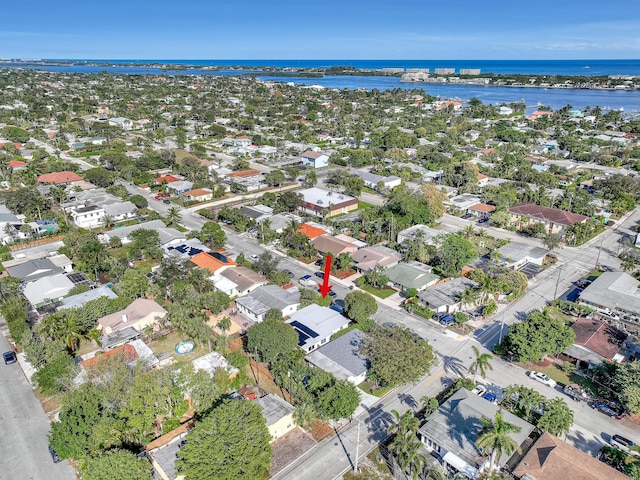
[
  {"x1": 249, "y1": 254, "x2": 259, "y2": 261},
  {"x1": 528, "y1": 371, "x2": 557, "y2": 388},
  {"x1": 471, "y1": 385, "x2": 486, "y2": 396}
]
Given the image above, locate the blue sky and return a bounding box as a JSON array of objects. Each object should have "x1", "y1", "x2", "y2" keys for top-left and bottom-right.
[{"x1": 2, "y1": 0, "x2": 639, "y2": 59}]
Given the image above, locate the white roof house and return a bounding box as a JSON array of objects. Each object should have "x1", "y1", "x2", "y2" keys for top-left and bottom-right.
[
  {"x1": 235, "y1": 285, "x2": 300, "y2": 323},
  {"x1": 23, "y1": 273, "x2": 75, "y2": 306},
  {"x1": 306, "y1": 329, "x2": 368, "y2": 385},
  {"x1": 286, "y1": 304, "x2": 350, "y2": 353},
  {"x1": 192, "y1": 351, "x2": 239, "y2": 378}
]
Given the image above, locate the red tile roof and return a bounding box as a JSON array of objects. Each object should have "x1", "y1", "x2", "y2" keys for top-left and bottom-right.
[
  {"x1": 572, "y1": 317, "x2": 627, "y2": 360},
  {"x1": 468, "y1": 203, "x2": 496, "y2": 213},
  {"x1": 298, "y1": 223, "x2": 327, "y2": 239},
  {"x1": 508, "y1": 203, "x2": 588, "y2": 226},
  {"x1": 37, "y1": 171, "x2": 83, "y2": 184},
  {"x1": 183, "y1": 188, "x2": 212, "y2": 198},
  {"x1": 80, "y1": 344, "x2": 138, "y2": 371},
  {"x1": 9, "y1": 160, "x2": 26, "y2": 168},
  {"x1": 227, "y1": 169, "x2": 261, "y2": 178},
  {"x1": 154, "y1": 175, "x2": 180, "y2": 184},
  {"x1": 190, "y1": 251, "x2": 236, "y2": 273}
]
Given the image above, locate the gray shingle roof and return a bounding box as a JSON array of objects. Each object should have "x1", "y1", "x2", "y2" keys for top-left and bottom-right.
[
  {"x1": 385, "y1": 263, "x2": 439, "y2": 290},
  {"x1": 5, "y1": 258, "x2": 63, "y2": 282},
  {"x1": 419, "y1": 388, "x2": 534, "y2": 468},
  {"x1": 255, "y1": 394, "x2": 295, "y2": 426},
  {"x1": 306, "y1": 329, "x2": 368, "y2": 381},
  {"x1": 579, "y1": 271, "x2": 640, "y2": 314},
  {"x1": 235, "y1": 285, "x2": 300, "y2": 316},
  {"x1": 418, "y1": 277, "x2": 477, "y2": 309}
]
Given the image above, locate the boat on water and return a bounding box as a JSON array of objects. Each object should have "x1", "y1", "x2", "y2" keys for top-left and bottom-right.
[{"x1": 584, "y1": 66, "x2": 590, "y2": 69}]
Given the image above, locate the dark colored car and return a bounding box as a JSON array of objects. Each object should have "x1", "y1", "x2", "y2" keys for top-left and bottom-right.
[
  {"x1": 162, "y1": 199, "x2": 171, "y2": 204},
  {"x1": 461, "y1": 213, "x2": 474, "y2": 219},
  {"x1": 439, "y1": 316, "x2": 455, "y2": 326},
  {"x1": 314, "y1": 271, "x2": 324, "y2": 279},
  {"x1": 477, "y1": 217, "x2": 489, "y2": 224},
  {"x1": 314, "y1": 259, "x2": 324, "y2": 266},
  {"x1": 48, "y1": 445, "x2": 61, "y2": 463},
  {"x1": 283, "y1": 270, "x2": 295, "y2": 278},
  {"x1": 3, "y1": 351, "x2": 17, "y2": 364},
  {"x1": 433, "y1": 312, "x2": 448, "y2": 321},
  {"x1": 592, "y1": 402, "x2": 623, "y2": 419},
  {"x1": 483, "y1": 392, "x2": 497, "y2": 403}
]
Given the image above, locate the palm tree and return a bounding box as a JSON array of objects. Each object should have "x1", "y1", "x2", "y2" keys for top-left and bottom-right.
[
  {"x1": 475, "y1": 411, "x2": 522, "y2": 471},
  {"x1": 387, "y1": 410, "x2": 426, "y2": 478},
  {"x1": 100, "y1": 214, "x2": 116, "y2": 231},
  {"x1": 469, "y1": 345, "x2": 493, "y2": 381},
  {"x1": 216, "y1": 316, "x2": 231, "y2": 354},
  {"x1": 462, "y1": 224, "x2": 475, "y2": 238},
  {"x1": 166, "y1": 206, "x2": 182, "y2": 226},
  {"x1": 458, "y1": 287, "x2": 478, "y2": 309}
]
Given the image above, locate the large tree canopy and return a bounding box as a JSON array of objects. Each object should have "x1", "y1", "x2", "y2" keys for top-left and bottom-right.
[
  {"x1": 246, "y1": 318, "x2": 299, "y2": 364},
  {"x1": 502, "y1": 309, "x2": 575, "y2": 362},
  {"x1": 362, "y1": 325, "x2": 435, "y2": 387},
  {"x1": 177, "y1": 400, "x2": 271, "y2": 480},
  {"x1": 79, "y1": 449, "x2": 151, "y2": 480}
]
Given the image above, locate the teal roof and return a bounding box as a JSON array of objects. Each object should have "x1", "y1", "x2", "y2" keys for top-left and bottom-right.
[{"x1": 385, "y1": 263, "x2": 439, "y2": 289}]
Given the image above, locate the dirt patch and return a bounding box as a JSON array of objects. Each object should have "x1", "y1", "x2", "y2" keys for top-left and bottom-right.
[
  {"x1": 244, "y1": 360, "x2": 284, "y2": 397},
  {"x1": 309, "y1": 419, "x2": 335, "y2": 442},
  {"x1": 343, "y1": 450, "x2": 393, "y2": 480},
  {"x1": 628, "y1": 413, "x2": 640, "y2": 425},
  {"x1": 270, "y1": 427, "x2": 316, "y2": 475}
]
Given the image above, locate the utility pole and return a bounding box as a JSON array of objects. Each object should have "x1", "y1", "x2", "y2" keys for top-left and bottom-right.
[
  {"x1": 353, "y1": 421, "x2": 361, "y2": 473},
  {"x1": 595, "y1": 231, "x2": 605, "y2": 270},
  {"x1": 498, "y1": 312, "x2": 506, "y2": 344},
  {"x1": 553, "y1": 264, "x2": 563, "y2": 299}
]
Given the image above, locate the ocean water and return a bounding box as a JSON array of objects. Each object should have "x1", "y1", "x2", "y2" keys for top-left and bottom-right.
[
  {"x1": 43, "y1": 58, "x2": 640, "y2": 76},
  {"x1": 2, "y1": 59, "x2": 640, "y2": 110}
]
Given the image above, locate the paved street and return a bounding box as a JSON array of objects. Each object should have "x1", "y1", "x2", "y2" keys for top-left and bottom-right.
[{"x1": 0, "y1": 332, "x2": 75, "y2": 480}]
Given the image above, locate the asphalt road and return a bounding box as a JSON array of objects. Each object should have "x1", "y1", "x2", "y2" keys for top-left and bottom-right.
[{"x1": 0, "y1": 332, "x2": 76, "y2": 480}]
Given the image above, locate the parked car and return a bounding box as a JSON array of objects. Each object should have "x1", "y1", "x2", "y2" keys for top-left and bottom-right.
[
  {"x1": 283, "y1": 270, "x2": 295, "y2": 278},
  {"x1": 611, "y1": 434, "x2": 638, "y2": 455},
  {"x1": 597, "y1": 310, "x2": 620, "y2": 320},
  {"x1": 299, "y1": 275, "x2": 317, "y2": 286},
  {"x1": 592, "y1": 402, "x2": 623, "y2": 419},
  {"x1": 314, "y1": 271, "x2": 324, "y2": 279},
  {"x1": 433, "y1": 312, "x2": 448, "y2": 321},
  {"x1": 461, "y1": 213, "x2": 474, "y2": 219},
  {"x1": 477, "y1": 217, "x2": 489, "y2": 224},
  {"x1": 154, "y1": 194, "x2": 163, "y2": 200},
  {"x1": 576, "y1": 278, "x2": 593, "y2": 288},
  {"x1": 471, "y1": 385, "x2": 487, "y2": 396},
  {"x1": 48, "y1": 445, "x2": 61, "y2": 463},
  {"x1": 3, "y1": 351, "x2": 17, "y2": 364},
  {"x1": 247, "y1": 226, "x2": 258, "y2": 233},
  {"x1": 328, "y1": 290, "x2": 337, "y2": 297},
  {"x1": 249, "y1": 254, "x2": 259, "y2": 261},
  {"x1": 528, "y1": 371, "x2": 557, "y2": 387},
  {"x1": 314, "y1": 259, "x2": 324, "y2": 266},
  {"x1": 162, "y1": 199, "x2": 171, "y2": 204},
  {"x1": 382, "y1": 322, "x2": 395, "y2": 328},
  {"x1": 439, "y1": 316, "x2": 455, "y2": 326},
  {"x1": 482, "y1": 392, "x2": 498, "y2": 404}
]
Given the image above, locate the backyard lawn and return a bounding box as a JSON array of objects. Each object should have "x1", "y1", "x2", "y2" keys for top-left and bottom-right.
[{"x1": 357, "y1": 283, "x2": 396, "y2": 299}]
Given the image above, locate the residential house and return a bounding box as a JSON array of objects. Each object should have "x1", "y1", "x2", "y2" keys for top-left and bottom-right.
[
  {"x1": 445, "y1": 194, "x2": 483, "y2": 211},
  {"x1": 384, "y1": 263, "x2": 439, "y2": 293},
  {"x1": 235, "y1": 285, "x2": 300, "y2": 323},
  {"x1": 311, "y1": 235, "x2": 358, "y2": 257},
  {"x1": 23, "y1": 273, "x2": 76, "y2": 307},
  {"x1": 226, "y1": 169, "x2": 266, "y2": 191},
  {"x1": 255, "y1": 394, "x2": 296, "y2": 442},
  {"x1": 298, "y1": 223, "x2": 329, "y2": 239},
  {"x1": 9, "y1": 160, "x2": 26, "y2": 172},
  {"x1": 97, "y1": 298, "x2": 168, "y2": 335},
  {"x1": 166, "y1": 180, "x2": 194, "y2": 196},
  {"x1": 212, "y1": 266, "x2": 267, "y2": 297},
  {"x1": 396, "y1": 224, "x2": 442, "y2": 245},
  {"x1": 146, "y1": 426, "x2": 190, "y2": 480},
  {"x1": 578, "y1": 271, "x2": 640, "y2": 317},
  {"x1": 298, "y1": 187, "x2": 358, "y2": 218},
  {"x1": 306, "y1": 329, "x2": 368, "y2": 385},
  {"x1": 418, "y1": 277, "x2": 477, "y2": 313},
  {"x1": 269, "y1": 212, "x2": 303, "y2": 233},
  {"x1": 513, "y1": 432, "x2": 628, "y2": 480},
  {"x1": 192, "y1": 351, "x2": 239, "y2": 379},
  {"x1": 352, "y1": 246, "x2": 402, "y2": 273},
  {"x1": 334, "y1": 233, "x2": 367, "y2": 249},
  {"x1": 182, "y1": 188, "x2": 213, "y2": 203},
  {"x1": 507, "y1": 203, "x2": 588, "y2": 236},
  {"x1": 103, "y1": 201, "x2": 137, "y2": 222},
  {"x1": 165, "y1": 239, "x2": 210, "y2": 260},
  {"x1": 99, "y1": 220, "x2": 185, "y2": 246},
  {"x1": 37, "y1": 171, "x2": 83, "y2": 185},
  {"x1": 108, "y1": 117, "x2": 134, "y2": 130},
  {"x1": 58, "y1": 285, "x2": 118, "y2": 311},
  {"x1": 300, "y1": 150, "x2": 329, "y2": 169},
  {"x1": 80, "y1": 343, "x2": 139, "y2": 374},
  {"x1": 222, "y1": 135, "x2": 251, "y2": 147},
  {"x1": 286, "y1": 304, "x2": 350, "y2": 353},
  {"x1": 497, "y1": 242, "x2": 550, "y2": 269},
  {"x1": 419, "y1": 388, "x2": 534, "y2": 478},
  {"x1": 350, "y1": 169, "x2": 401, "y2": 189},
  {"x1": 190, "y1": 251, "x2": 236, "y2": 275},
  {"x1": 467, "y1": 203, "x2": 496, "y2": 220},
  {"x1": 154, "y1": 174, "x2": 182, "y2": 185},
  {"x1": 564, "y1": 317, "x2": 628, "y2": 367},
  {"x1": 240, "y1": 205, "x2": 274, "y2": 223},
  {"x1": 68, "y1": 204, "x2": 106, "y2": 228},
  {"x1": 5, "y1": 257, "x2": 63, "y2": 283}
]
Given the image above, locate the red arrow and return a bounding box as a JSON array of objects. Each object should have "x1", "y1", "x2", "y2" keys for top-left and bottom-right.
[{"x1": 318, "y1": 255, "x2": 333, "y2": 298}]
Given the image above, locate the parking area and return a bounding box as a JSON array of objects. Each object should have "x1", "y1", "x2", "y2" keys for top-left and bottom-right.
[{"x1": 519, "y1": 262, "x2": 543, "y2": 279}]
